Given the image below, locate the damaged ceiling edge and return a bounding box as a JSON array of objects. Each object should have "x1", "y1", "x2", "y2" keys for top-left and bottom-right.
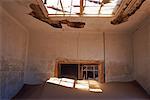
[
  {"x1": 29, "y1": 0, "x2": 146, "y2": 29},
  {"x1": 29, "y1": 0, "x2": 85, "y2": 28},
  {"x1": 36, "y1": 0, "x2": 48, "y2": 18},
  {"x1": 111, "y1": 0, "x2": 146, "y2": 25}
]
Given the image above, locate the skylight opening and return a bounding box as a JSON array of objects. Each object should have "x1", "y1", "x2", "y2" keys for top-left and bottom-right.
[{"x1": 42, "y1": 0, "x2": 123, "y2": 17}]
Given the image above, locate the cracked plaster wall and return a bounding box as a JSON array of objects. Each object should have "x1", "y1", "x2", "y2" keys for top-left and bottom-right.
[{"x1": 0, "y1": 9, "x2": 28, "y2": 99}]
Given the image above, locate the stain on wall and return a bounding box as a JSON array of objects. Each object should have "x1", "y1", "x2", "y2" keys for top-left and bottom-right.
[{"x1": 0, "y1": 9, "x2": 28, "y2": 99}]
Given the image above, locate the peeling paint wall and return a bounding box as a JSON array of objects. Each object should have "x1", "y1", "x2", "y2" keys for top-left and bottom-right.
[
  {"x1": 25, "y1": 31, "x2": 104, "y2": 84},
  {"x1": 133, "y1": 18, "x2": 150, "y2": 94},
  {"x1": 105, "y1": 33, "x2": 133, "y2": 82},
  {"x1": 0, "y1": 9, "x2": 28, "y2": 99}
]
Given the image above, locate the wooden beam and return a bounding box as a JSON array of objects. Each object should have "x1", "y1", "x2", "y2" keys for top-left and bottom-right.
[
  {"x1": 98, "y1": 63, "x2": 105, "y2": 83},
  {"x1": 44, "y1": 0, "x2": 47, "y2": 4},
  {"x1": 80, "y1": 0, "x2": 84, "y2": 15},
  {"x1": 36, "y1": 0, "x2": 48, "y2": 18},
  {"x1": 59, "y1": 0, "x2": 65, "y2": 15}
]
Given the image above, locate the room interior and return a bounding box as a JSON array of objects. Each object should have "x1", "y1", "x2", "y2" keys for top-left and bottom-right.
[{"x1": 0, "y1": 0, "x2": 150, "y2": 99}]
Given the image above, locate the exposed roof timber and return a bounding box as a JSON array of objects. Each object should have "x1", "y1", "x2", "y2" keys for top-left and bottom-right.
[
  {"x1": 102, "y1": 0, "x2": 110, "y2": 4},
  {"x1": 111, "y1": 0, "x2": 146, "y2": 24},
  {"x1": 29, "y1": 2, "x2": 85, "y2": 28},
  {"x1": 87, "y1": 0, "x2": 110, "y2": 5},
  {"x1": 98, "y1": 4, "x2": 103, "y2": 14},
  {"x1": 80, "y1": 0, "x2": 84, "y2": 15},
  {"x1": 47, "y1": 6, "x2": 69, "y2": 13},
  {"x1": 43, "y1": 0, "x2": 47, "y2": 4},
  {"x1": 60, "y1": 0, "x2": 65, "y2": 15},
  {"x1": 42, "y1": 0, "x2": 123, "y2": 16},
  {"x1": 36, "y1": 0, "x2": 48, "y2": 18},
  {"x1": 114, "y1": 0, "x2": 126, "y2": 16}
]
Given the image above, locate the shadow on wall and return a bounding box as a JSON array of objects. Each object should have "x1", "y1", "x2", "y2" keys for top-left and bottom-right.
[
  {"x1": 24, "y1": 59, "x2": 55, "y2": 84},
  {"x1": 0, "y1": 57, "x2": 24, "y2": 99}
]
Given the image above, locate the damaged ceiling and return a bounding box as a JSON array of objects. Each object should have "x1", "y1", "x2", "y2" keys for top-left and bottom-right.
[
  {"x1": 29, "y1": 3, "x2": 85, "y2": 28},
  {"x1": 0, "y1": 0, "x2": 150, "y2": 33}
]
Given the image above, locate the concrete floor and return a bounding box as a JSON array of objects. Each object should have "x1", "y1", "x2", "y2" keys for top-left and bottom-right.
[{"x1": 13, "y1": 81, "x2": 150, "y2": 100}]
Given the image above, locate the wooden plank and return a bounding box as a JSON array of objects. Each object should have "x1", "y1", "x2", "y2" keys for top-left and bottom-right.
[
  {"x1": 36, "y1": 0, "x2": 48, "y2": 18},
  {"x1": 98, "y1": 63, "x2": 104, "y2": 83},
  {"x1": 60, "y1": 0, "x2": 65, "y2": 15},
  {"x1": 54, "y1": 61, "x2": 59, "y2": 77},
  {"x1": 56, "y1": 58, "x2": 102, "y2": 64},
  {"x1": 80, "y1": 0, "x2": 84, "y2": 15}
]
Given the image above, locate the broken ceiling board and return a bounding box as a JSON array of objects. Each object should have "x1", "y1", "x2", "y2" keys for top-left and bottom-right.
[
  {"x1": 80, "y1": 0, "x2": 84, "y2": 15},
  {"x1": 36, "y1": 0, "x2": 48, "y2": 18},
  {"x1": 29, "y1": 3, "x2": 62, "y2": 28},
  {"x1": 29, "y1": 3, "x2": 85, "y2": 28},
  {"x1": 59, "y1": 0, "x2": 65, "y2": 15},
  {"x1": 102, "y1": 0, "x2": 111, "y2": 4},
  {"x1": 42, "y1": 0, "x2": 123, "y2": 16},
  {"x1": 111, "y1": 0, "x2": 146, "y2": 25},
  {"x1": 67, "y1": 21, "x2": 85, "y2": 28},
  {"x1": 29, "y1": 4, "x2": 46, "y2": 20}
]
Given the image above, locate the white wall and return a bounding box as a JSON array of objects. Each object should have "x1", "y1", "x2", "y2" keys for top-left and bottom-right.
[
  {"x1": 25, "y1": 31, "x2": 104, "y2": 84},
  {"x1": 105, "y1": 33, "x2": 133, "y2": 82},
  {"x1": 133, "y1": 18, "x2": 150, "y2": 94},
  {"x1": 0, "y1": 9, "x2": 28, "y2": 99},
  {"x1": 25, "y1": 29, "x2": 133, "y2": 84}
]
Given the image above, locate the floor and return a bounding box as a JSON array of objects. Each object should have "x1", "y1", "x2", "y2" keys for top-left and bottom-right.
[{"x1": 13, "y1": 81, "x2": 150, "y2": 100}]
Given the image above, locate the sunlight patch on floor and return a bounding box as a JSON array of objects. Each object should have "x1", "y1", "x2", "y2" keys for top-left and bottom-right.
[
  {"x1": 47, "y1": 77, "x2": 61, "y2": 85},
  {"x1": 60, "y1": 78, "x2": 75, "y2": 88},
  {"x1": 75, "y1": 80, "x2": 89, "y2": 90},
  {"x1": 46, "y1": 77, "x2": 102, "y2": 93}
]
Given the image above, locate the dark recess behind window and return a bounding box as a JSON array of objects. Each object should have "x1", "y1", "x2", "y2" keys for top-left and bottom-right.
[{"x1": 59, "y1": 64, "x2": 78, "y2": 80}]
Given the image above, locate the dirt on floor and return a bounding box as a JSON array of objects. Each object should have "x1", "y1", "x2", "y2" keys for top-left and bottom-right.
[{"x1": 12, "y1": 81, "x2": 150, "y2": 100}]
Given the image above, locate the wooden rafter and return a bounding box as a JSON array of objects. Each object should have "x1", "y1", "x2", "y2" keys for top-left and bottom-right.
[
  {"x1": 44, "y1": 0, "x2": 47, "y2": 4},
  {"x1": 111, "y1": 0, "x2": 146, "y2": 25},
  {"x1": 36, "y1": 0, "x2": 48, "y2": 18},
  {"x1": 80, "y1": 0, "x2": 84, "y2": 15},
  {"x1": 59, "y1": 0, "x2": 65, "y2": 15}
]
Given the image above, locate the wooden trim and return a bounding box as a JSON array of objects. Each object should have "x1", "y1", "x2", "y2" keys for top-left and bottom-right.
[
  {"x1": 98, "y1": 63, "x2": 105, "y2": 83},
  {"x1": 55, "y1": 58, "x2": 104, "y2": 83},
  {"x1": 54, "y1": 61, "x2": 59, "y2": 77},
  {"x1": 103, "y1": 32, "x2": 106, "y2": 82},
  {"x1": 56, "y1": 58, "x2": 102, "y2": 64}
]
